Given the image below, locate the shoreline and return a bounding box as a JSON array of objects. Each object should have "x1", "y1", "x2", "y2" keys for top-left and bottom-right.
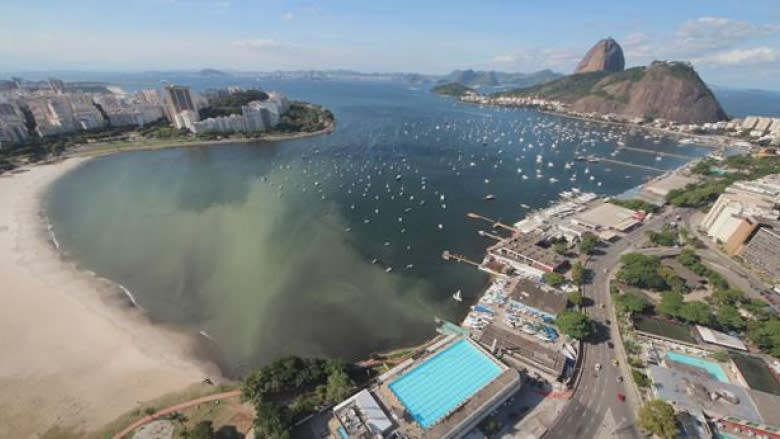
[
  {"x1": 0, "y1": 156, "x2": 221, "y2": 438},
  {"x1": 457, "y1": 97, "x2": 746, "y2": 150},
  {"x1": 65, "y1": 122, "x2": 336, "y2": 159}
]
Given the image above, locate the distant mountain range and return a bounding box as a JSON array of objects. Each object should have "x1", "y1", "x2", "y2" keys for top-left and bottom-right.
[{"x1": 438, "y1": 69, "x2": 562, "y2": 88}]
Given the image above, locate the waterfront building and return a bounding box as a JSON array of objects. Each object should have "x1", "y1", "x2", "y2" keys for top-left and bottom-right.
[
  {"x1": 739, "y1": 222, "x2": 780, "y2": 282},
  {"x1": 0, "y1": 103, "x2": 30, "y2": 145},
  {"x1": 190, "y1": 91, "x2": 289, "y2": 135},
  {"x1": 48, "y1": 77, "x2": 65, "y2": 94},
  {"x1": 701, "y1": 175, "x2": 780, "y2": 243},
  {"x1": 93, "y1": 93, "x2": 164, "y2": 128},
  {"x1": 487, "y1": 232, "x2": 568, "y2": 274},
  {"x1": 69, "y1": 93, "x2": 106, "y2": 130},
  {"x1": 162, "y1": 85, "x2": 199, "y2": 129},
  {"x1": 27, "y1": 95, "x2": 77, "y2": 136}
]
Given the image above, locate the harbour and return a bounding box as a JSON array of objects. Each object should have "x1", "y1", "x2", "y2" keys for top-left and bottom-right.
[{"x1": 44, "y1": 79, "x2": 715, "y2": 376}]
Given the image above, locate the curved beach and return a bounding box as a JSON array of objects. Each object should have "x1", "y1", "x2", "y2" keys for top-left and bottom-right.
[{"x1": 0, "y1": 157, "x2": 217, "y2": 438}]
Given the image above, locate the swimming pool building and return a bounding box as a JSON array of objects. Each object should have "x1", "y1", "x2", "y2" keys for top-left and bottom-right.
[{"x1": 332, "y1": 336, "x2": 521, "y2": 439}]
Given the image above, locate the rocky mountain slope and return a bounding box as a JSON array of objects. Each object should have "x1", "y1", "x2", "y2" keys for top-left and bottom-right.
[
  {"x1": 500, "y1": 57, "x2": 727, "y2": 123},
  {"x1": 575, "y1": 38, "x2": 625, "y2": 74}
]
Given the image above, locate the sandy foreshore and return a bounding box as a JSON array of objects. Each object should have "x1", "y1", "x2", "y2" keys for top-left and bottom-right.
[{"x1": 0, "y1": 157, "x2": 218, "y2": 438}]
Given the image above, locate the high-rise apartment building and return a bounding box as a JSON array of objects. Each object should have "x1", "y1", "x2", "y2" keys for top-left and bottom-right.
[{"x1": 162, "y1": 85, "x2": 199, "y2": 129}]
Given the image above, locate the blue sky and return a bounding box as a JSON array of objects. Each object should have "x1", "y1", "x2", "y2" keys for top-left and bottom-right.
[{"x1": 1, "y1": 0, "x2": 779, "y2": 89}]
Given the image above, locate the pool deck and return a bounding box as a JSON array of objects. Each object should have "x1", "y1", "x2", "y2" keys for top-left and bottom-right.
[{"x1": 376, "y1": 368, "x2": 521, "y2": 439}]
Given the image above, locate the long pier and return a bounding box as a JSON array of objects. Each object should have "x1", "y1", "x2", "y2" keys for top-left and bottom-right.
[
  {"x1": 466, "y1": 212, "x2": 518, "y2": 233},
  {"x1": 617, "y1": 146, "x2": 696, "y2": 160},
  {"x1": 594, "y1": 157, "x2": 666, "y2": 172},
  {"x1": 442, "y1": 250, "x2": 480, "y2": 267}
]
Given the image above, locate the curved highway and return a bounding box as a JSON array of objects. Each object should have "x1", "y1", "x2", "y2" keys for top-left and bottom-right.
[{"x1": 545, "y1": 212, "x2": 672, "y2": 438}]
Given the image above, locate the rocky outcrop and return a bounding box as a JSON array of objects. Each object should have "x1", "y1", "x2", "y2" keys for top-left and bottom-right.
[
  {"x1": 567, "y1": 61, "x2": 727, "y2": 123},
  {"x1": 575, "y1": 38, "x2": 625, "y2": 74},
  {"x1": 501, "y1": 57, "x2": 727, "y2": 123}
]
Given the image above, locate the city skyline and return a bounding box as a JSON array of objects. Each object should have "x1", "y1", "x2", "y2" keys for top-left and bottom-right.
[{"x1": 1, "y1": 0, "x2": 779, "y2": 90}]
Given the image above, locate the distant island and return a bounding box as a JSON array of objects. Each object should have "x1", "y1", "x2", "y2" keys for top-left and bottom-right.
[
  {"x1": 431, "y1": 82, "x2": 476, "y2": 97},
  {"x1": 199, "y1": 68, "x2": 230, "y2": 77}
]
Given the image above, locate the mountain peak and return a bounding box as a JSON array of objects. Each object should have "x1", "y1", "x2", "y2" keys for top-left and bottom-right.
[{"x1": 575, "y1": 38, "x2": 625, "y2": 74}]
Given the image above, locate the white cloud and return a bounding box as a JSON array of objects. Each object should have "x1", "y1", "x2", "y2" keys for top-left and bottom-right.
[
  {"x1": 231, "y1": 39, "x2": 289, "y2": 51},
  {"x1": 621, "y1": 32, "x2": 654, "y2": 58},
  {"x1": 282, "y1": 12, "x2": 294, "y2": 21},
  {"x1": 694, "y1": 47, "x2": 778, "y2": 66},
  {"x1": 489, "y1": 47, "x2": 581, "y2": 71},
  {"x1": 492, "y1": 55, "x2": 514, "y2": 63},
  {"x1": 676, "y1": 17, "x2": 780, "y2": 51}
]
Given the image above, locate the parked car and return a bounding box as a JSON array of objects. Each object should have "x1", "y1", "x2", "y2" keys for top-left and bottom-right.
[
  {"x1": 595, "y1": 363, "x2": 602, "y2": 371},
  {"x1": 617, "y1": 393, "x2": 626, "y2": 402}
]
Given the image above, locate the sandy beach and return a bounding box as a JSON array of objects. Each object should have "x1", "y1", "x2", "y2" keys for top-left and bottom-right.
[{"x1": 0, "y1": 157, "x2": 217, "y2": 438}]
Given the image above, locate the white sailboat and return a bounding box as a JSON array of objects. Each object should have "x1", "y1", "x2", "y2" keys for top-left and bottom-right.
[{"x1": 452, "y1": 290, "x2": 463, "y2": 302}]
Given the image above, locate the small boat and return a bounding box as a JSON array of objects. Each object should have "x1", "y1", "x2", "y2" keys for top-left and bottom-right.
[
  {"x1": 453, "y1": 290, "x2": 463, "y2": 302},
  {"x1": 385, "y1": 267, "x2": 393, "y2": 273},
  {"x1": 520, "y1": 203, "x2": 530, "y2": 209},
  {"x1": 484, "y1": 194, "x2": 496, "y2": 201}
]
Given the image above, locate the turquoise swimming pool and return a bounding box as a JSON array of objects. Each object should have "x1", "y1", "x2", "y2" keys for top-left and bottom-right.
[
  {"x1": 666, "y1": 351, "x2": 729, "y2": 382},
  {"x1": 388, "y1": 339, "x2": 502, "y2": 429}
]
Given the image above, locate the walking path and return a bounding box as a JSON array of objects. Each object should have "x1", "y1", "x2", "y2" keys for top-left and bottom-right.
[{"x1": 111, "y1": 390, "x2": 241, "y2": 439}]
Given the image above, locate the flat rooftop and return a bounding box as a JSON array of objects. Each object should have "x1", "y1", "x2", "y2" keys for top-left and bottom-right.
[
  {"x1": 648, "y1": 365, "x2": 762, "y2": 424},
  {"x1": 490, "y1": 232, "x2": 566, "y2": 270},
  {"x1": 477, "y1": 323, "x2": 567, "y2": 379},
  {"x1": 509, "y1": 278, "x2": 568, "y2": 317},
  {"x1": 644, "y1": 174, "x2": 698, "y2": 197},
  {"x1": 696, "y1": 326, "x2": 747, "y2": 351},
  {"x1": 573, "y1": 202, "x2": 640, "y2": 232}
]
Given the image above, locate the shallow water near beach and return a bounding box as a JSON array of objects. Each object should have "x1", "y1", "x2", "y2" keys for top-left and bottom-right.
[{"x1": 46, "y1": 79, "x2": 711, "y2": 376}]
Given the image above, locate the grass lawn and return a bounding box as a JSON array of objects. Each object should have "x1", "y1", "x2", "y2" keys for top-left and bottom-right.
[{"x1": 633, "y1": 316, "x2": 697, "y2": 344}]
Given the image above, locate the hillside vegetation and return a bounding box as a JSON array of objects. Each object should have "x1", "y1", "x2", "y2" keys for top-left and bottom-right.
[{"x1": 496, "y1": 61, "x2": 727, "y2": 124}]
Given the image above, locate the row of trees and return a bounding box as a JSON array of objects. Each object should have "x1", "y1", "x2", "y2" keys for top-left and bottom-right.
[{"x1": 614, "y1": 249, "x2": 780, "y2": 358}]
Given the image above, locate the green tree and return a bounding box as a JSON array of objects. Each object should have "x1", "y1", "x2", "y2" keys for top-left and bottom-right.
[
  {"x1": 716, "y1": 305, "x2": 746, "y2": 331},
  {"x1": 570, "y1": 262, "x2": 587, "y2": 286},
  {"x1": 553, "y1": 241, "x2": 569, "y2": 255},
  {"x1": 617, "y1": 253, "x2": 668, "y2": 290},
  {"x1": 656, "y1": 291, "x2": 684, "y2": 318},
  {"x1": 748, "y1": 320, "x2": 780, "y2": 357},
  {"x1": 647, "y1": 227, "x2": 677, "y2": 247},
  {"x1": 543, "y1": 272, "x2": 566, "y2": 288},
  {"x1": 632, "y1": 370, "x2": 651, "y2": 387},
  {"x1": 189, "y1": 420, "x2": 215, "y2": 439},
  {"x1": 679, "y1": 301, "x2": 712, "y2": 325},
  {"x1": 325, "y1": 369, "x2": 353, "y2": 403},
  {"x1": 555, "y1": 310, "x2": 594, "y2": 340},
  {"x1": 567, "y1": 291, "x2": 584, "y2": 307},
  {"x1": 579, "y1": 233, "x2": 600, "y2": 255},
  {"x1": 638, "y1": 400, "x2": 679, "y2": 439},
  {"x1": 712, "y1": 288, "x2": 746, "y2": 307},
  {"x1": 254, "y1": 400, "x2": 292, "y2": 439},
  {"x1": 614, "y1": 293, "x2": 651, "y2": 314}
]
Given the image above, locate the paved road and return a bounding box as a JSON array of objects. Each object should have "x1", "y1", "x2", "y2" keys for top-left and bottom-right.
[{"x1": 545, "y1": 212, "x2": 673, "y2": 439}]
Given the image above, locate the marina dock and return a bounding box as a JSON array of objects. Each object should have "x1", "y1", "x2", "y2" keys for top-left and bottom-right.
[{"x1": 594, "y1": 157, "x2": 667, "y2": 172}]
